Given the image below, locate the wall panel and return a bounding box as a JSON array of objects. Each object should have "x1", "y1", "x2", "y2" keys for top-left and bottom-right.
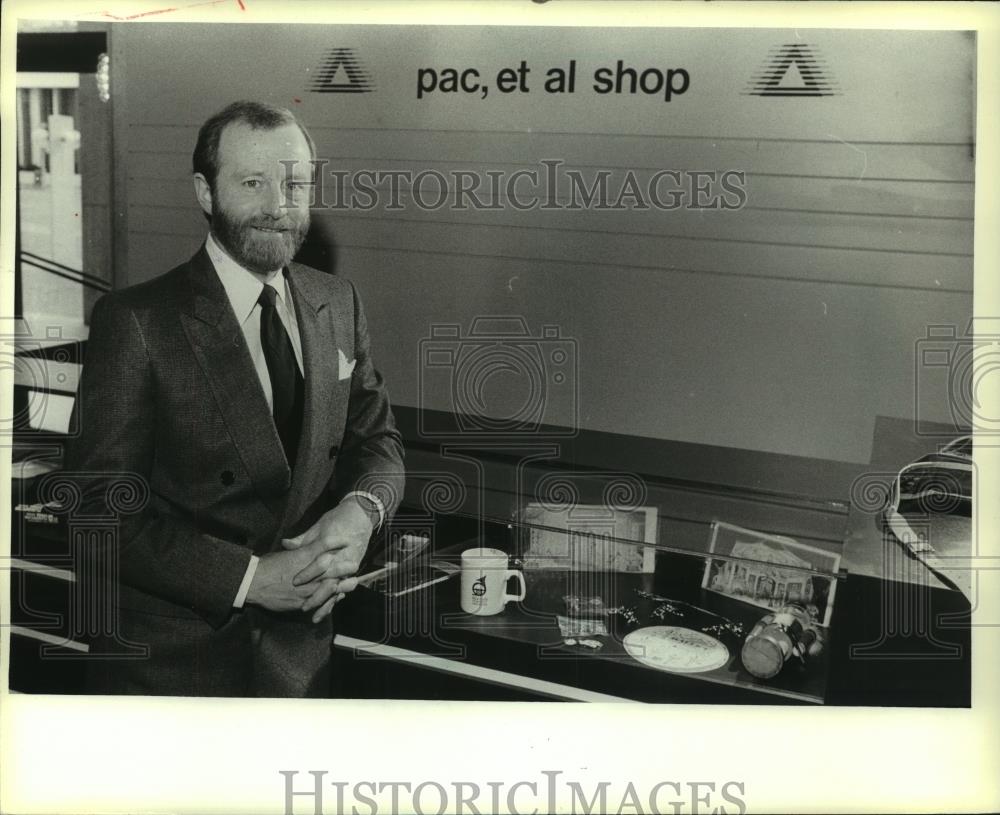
[{"x1": 114, "y1": 24, "x2": 975, "y2": 465}]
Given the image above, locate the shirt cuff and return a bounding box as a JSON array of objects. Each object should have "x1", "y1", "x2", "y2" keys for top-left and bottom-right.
[
  {"x1": 233, "y1": 555, "x2": 259, "y2": 609},
  {"x1": 342, "y1": 490, "x2": 385, "y2": 531}
]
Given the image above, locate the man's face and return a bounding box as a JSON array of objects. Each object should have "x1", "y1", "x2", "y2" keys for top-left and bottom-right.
[{"x1": 201, "y1": 121, "x2": 313, "y2": 274}]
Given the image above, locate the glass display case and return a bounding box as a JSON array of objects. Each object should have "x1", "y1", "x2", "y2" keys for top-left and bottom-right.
[{"x1": 368, "y1": 472, "x2": 847, "y2": 703}]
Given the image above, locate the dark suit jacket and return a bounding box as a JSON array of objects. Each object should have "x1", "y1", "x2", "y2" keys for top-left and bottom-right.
[{"x1": 66, "y1": 245, "x2": 404, "y2": 696}]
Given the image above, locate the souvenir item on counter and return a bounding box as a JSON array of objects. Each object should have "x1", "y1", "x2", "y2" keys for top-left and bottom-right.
[
  {"x1": 622, "y1": 625, "x2": 730, "y2": 674},
  {"x1": 460, "y1": 547, "x2": 526, "y2": 615},
  {"x1": 740, "y1": 603, "x2": 825, "y2": 679}
]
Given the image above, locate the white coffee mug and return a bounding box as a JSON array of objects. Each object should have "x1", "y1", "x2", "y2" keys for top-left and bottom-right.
[{"x1": 460, "y1": 547, "x2": 527, "y2": 615}]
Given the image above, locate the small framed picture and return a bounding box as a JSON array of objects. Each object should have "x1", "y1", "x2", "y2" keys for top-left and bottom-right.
[
  {"x1": 701, "y1": 521, "x2": 841, "y2": 627},
  {"x1": 521, "y1": 502, "x2": 658, "y2": 573}
]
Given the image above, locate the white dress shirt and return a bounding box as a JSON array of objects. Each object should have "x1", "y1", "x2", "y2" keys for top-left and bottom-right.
[
  {"x1": 206, "y1": 232, "x2": 304, "y2": 404},
  {"x1": 204, "y1": 234, "x2": 384, "y2": 609}
]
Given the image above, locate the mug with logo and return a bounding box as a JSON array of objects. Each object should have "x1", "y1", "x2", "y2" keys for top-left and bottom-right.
[{"x1": 460, "y1": 547, "x2": 527, "y2": 615}]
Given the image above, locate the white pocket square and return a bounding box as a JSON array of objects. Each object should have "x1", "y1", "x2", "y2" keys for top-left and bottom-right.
[{"x1": 338, "y1": 349, "x2": 356, "y2": 380}]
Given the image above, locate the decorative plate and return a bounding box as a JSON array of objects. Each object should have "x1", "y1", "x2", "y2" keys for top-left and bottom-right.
[{"x1": 622, "y1": 626, "x2": 730, "y2": 674}]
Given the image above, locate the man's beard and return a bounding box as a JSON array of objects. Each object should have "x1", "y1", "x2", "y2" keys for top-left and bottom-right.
[{"x1": 211, "y1": 201, "x2": 309, "y2": 275}]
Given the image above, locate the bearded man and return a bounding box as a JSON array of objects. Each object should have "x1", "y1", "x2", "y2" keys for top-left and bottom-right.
[{"x1": 66, "y1": 101, "x2": 404, "y2": 697}]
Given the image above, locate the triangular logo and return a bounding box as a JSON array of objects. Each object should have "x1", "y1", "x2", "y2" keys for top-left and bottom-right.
[
  {"x1": 745, "y1": 44, "x2": 838, "y2": 97},
  {"x1": 777, "y1": 61, "x2": 808, "y2": 90},
  {"x1": 309, "y1": 47, "x2": 375, "y2": 94}
]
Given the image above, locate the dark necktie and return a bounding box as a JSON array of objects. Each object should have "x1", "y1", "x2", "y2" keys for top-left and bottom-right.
[{"x1": 257, "y1": 283, "x2": 304, "y2": 467}]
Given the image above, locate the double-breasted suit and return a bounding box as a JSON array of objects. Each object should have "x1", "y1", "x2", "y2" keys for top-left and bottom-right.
[{"x1": 66, "y1": 245, "x2": 404, "y2": 696}]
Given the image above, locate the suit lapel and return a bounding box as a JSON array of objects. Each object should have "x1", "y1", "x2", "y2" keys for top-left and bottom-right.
[
  {"x1": 178, "y1": 246, "x2": 290, "y2": 517},
  {"x1": 283, "y1": 264, "x2": 339, "y2": 521}
]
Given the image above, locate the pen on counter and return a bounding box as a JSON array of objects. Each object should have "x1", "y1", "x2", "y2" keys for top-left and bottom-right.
[{"x1": 355, "y1": 561, "x2": 398, "y2": 587}]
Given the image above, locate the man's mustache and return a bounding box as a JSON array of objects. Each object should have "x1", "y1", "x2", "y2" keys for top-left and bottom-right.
[{"x1": 247, "y1": 219, "x2": 304, "y2": 231}]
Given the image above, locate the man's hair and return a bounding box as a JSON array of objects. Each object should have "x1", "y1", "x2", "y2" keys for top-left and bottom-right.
[{"x1": 192, "y1": 100, "x2": 316, "y2": 190}]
